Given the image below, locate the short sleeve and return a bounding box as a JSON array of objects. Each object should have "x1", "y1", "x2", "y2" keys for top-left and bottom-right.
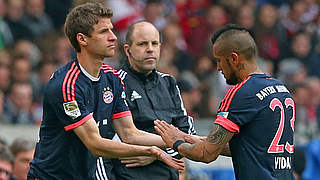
[
  {"x1": 112, "y1": 82, "x2": 131, "y2": 119},
  {"x1": 47, "y1": 80, "x2": 92, "y2": 131},
  {"x1": 215, "y1": 84, "x2": 259, "y2": 133}
]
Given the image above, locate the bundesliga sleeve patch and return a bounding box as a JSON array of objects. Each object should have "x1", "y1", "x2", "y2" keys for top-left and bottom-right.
[
  {"x1": 217, "y1": 112, "x2": 229, "y2": 118},
  {"x1": 63, "y1": 100, "x2": 81, "y2": 119}
]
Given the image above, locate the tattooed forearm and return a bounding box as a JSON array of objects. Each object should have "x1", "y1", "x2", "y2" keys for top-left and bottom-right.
[
  {"x1": 178, "y1": 124, "x2": 234, "y2": 163},
  {"x1": 207, "y1": 124, "x2": 232, "y2": 145},
  {"x1": 179, "y1": 142, "x2": 212, "y2": 162},
  {"x1": 220, "y1": 143, "x2": 231, "y2": 157}
]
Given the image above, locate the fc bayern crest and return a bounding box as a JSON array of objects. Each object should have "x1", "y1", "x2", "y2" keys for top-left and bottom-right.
[{"x1": 103, "y1": 87, "x2": 113, "y2": 104}]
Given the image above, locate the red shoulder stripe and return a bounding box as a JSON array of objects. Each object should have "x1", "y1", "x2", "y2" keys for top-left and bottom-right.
[
  {"x1": 66, "y1": 66, "x2": 79, "y2": 101},
  {"x1": 219, "y1": 83, "x2": 242, "y2": 112},
  {"x1": 101, "y1": 64, "x2": 114, "y2": 69},
  {"x1": 101, "y1": 65, "x2": 126, "y2": 89},
  {"x1": 222, "y1": 76, "x2": 251, "y2": 112},
  {"x1": 62, "y1": 62, "x2": 76, "y2": 102},
  {"x1": 218, "y1": 87, "x2": 236, "y2": 112},
  {"x1": 71, "y1": 69, "x2": 81, "y2": 101}
]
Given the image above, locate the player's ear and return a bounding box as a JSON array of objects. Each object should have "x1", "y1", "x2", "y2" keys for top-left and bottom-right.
[
  {"x1": 231, "y1": 52, "x2": 239, "y2": 63},
  {"x1": 124, "y1": 44, "x2": 130, "y2": 56},
  {"x1": 77, "y1": 33, "x2": 87, "y2": 47}
]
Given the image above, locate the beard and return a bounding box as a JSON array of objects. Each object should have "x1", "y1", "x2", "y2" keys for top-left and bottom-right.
[{"x1": 226, "y1": 71, "x2": 239, "y2": 85}]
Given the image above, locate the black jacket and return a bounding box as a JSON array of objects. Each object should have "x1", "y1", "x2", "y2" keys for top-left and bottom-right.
[
  {"x1": 102, "y1": 61, "x2": 196, "y2": 180},
  {"x1": 118, "y1": 61, "x2": 196, "y2": 137}
]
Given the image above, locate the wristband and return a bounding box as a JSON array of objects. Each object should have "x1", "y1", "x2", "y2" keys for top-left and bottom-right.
[{"x1": 173, "y1": 140, "x2": 185, "y2": 152}]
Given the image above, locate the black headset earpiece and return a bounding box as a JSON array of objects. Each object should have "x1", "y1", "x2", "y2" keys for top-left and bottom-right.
[{"x1": 127, "y1": 49, "x2": 143, "y2": 62}]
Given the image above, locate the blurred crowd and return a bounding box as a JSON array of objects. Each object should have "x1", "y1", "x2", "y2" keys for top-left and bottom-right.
[
  {"x1": 0, "y1": 138, "x2": 35, "y2": 180},
  {"x1": 0, "y1": 0, "x2": 320, "y2": 178}
]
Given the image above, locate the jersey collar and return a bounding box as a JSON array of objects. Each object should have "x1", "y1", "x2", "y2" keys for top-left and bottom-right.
[
  {"x1": 125, "y1": 60, "x2": 157, "y2": 82},
  {"x1": 249, "y1": 73, "x2": 270, "y2": 78},
  {"x1": 78, "y1": 61, "x2": 100, "y2": 82}
]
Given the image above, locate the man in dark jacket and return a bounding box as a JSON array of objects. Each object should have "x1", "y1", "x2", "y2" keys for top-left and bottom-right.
[{"x1": 99, "y1": 21, "x2": 196, "y2": 180}]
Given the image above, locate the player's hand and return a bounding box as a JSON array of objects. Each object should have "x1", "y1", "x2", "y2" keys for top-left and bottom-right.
[
  {"x1": 154, "y1": 120, "x2": 185, "y2": 148},
  {"x1": 120, "y1": 156, "x2": 156, "y2": 168},
  {"x1": 150, "y1": 146, "x2": 185, "y2": 171},
  {"x1": 184, "y1": 135, "x2": 207, "y2": 144}
]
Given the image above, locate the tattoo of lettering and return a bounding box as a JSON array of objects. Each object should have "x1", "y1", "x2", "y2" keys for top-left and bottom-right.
[
  {"x1": 198, "y1": 125, "x2": 232, "y2": 158},
  {"x1": 182, "y1": 124, "x2": 233, "y2": 161},
  {"x1": 207, "y1": 124, "x2": 231, "y2": 145}
]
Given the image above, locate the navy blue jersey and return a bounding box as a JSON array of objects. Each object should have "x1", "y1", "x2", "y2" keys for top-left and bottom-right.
[
  {"x1": 215, "y1": 74, "x2": 295, "y2": 180},
  {"x1": 28, "y1": 59, "x2": 130, "y2": 180}
]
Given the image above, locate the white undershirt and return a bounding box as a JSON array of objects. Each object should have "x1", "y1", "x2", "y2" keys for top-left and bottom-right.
[{"x1": 78, "y1": 63, "x2": 100, "y2": 82}]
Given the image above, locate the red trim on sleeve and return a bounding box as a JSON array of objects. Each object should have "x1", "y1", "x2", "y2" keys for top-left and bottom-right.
[
  {"x1": 64, "y1": 113, "x2": 93, "y2": 131},
  {"x1": 112, "y1": 111, "x2": 132, "y2": 119},
  {"x1": 214, "y1": 116, "x2": 240, "y2": 133}
]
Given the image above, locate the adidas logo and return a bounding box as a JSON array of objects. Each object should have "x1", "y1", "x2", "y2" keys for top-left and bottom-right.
[{"x1": 131, "y1": 91, "x2": 142, "y2": 101}]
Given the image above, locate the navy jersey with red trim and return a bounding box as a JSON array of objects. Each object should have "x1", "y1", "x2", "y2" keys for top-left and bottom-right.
[
  {"x1": 215, "y1": 74, "x2": 295, "y2": 180},
  {"x1": 28, "y1": 59, "x2": 130, "y2": 180}
]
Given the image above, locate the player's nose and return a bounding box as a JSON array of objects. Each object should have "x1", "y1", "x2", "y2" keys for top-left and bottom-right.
[
  {"x1": 146, "y1": 43, "x2": 154, "y2": 52},
  {"x1": 108, "y1": 30, "x2": 117, "y2": 42}
]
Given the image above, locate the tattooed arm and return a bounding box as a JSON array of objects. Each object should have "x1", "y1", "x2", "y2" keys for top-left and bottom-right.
[
  {"x1": 220, "y1": 143, "x2": 231, "y2": 157},
  {"x1": 177, "y1": 124, "x2": 234, "y2": 163},
  {"x1": 154, "y1": 120, "x2": 234, "y2": 163}
]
